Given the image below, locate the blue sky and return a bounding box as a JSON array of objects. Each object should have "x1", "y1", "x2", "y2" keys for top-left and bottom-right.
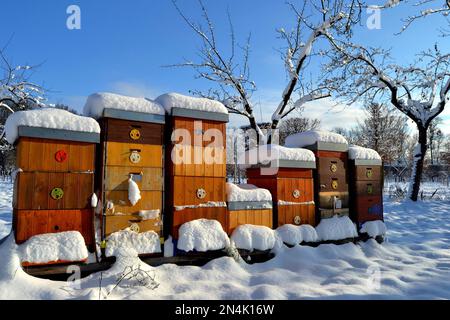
[{"x1": 1, "y1": 0, "x2": 450, "y2": 132}]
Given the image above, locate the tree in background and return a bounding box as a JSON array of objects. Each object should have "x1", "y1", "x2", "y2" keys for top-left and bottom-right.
[
  {"x1": 352, "y1": 103, "x2": 409, "y2": 164},
  {"x1": 278, "y1": 116, "x2": 320, "y2": 146},
  {"x1": 171, "y1": 0, "x2": 365, "y2": 144}
]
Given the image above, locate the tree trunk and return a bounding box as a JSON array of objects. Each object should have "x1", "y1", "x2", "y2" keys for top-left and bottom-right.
[{"x1": 408, "y1": 126, "x2": 428, "y2": 201}]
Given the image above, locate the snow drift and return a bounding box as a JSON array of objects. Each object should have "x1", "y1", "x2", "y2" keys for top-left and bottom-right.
[
  {"x1": 276, "y1": 224, "x2": 319, "y2": 245},
  {"x1": 360, "y1": 220, "x2": 387, "y2": 238},
  {"x1": 105, "y1": 229, "x2": 162, "y2": 257},
  {"x1": 19, "y1": 231, "x2": 88, "y2": 264},
  {"x1": 315, "y1": 215, "x2": 358, "y2": 241},
  {"x1": 231, "y1": 224, "x2": 282, "y2": 251},
  {"x1": 177, "y1": 219, "x2": 230, "y2": 252}
]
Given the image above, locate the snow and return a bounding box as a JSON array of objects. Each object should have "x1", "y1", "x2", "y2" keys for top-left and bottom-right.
[
  {"x1": 348, "y1": 145, "x2": 382, "y2": 161},
  {"x1": 91, "y1": 193, "x2": 98, "y2": 208},
  {"x1": 19, "y1": 231, "x2": 88, "y2": 264},
  {"x1": 276, "y1": 224, "x2": 319, "y2": 245},
  {"x1": 83, "y1": 92, "x2": 165, "y2": 119},
  {"x1": 226, "y1": 183, "x2": 272, "y2": 202},
  {"x1": 360, "y1": 220, "x2": 387, "y2": 238},
  {"x1": 138, "y1": 210, "x2": 160, "y2": 221},
  {"x1": 177, "y1": 219, "x2": 230, "y2": 252},
  {"x1": 164, "y1": 236, "x2": 174, "y2": 258},
  {"x1": 105, "y1": 230, "x2": 162, "y2": 257},
  {"x1": 242, "y1": 144, "x2": 315, "y2": 167},
  {"x1": 3, "y1": 108, "x2": 100, "y2": 144},
  {"x1": 315, "y1": 215, "x2": 358, "y2": 241},
  {"x1": 128, "y1": 176, "x2": 141, "y2": 206},
  {"x1": 155, "y1": 92, "x2": 228, "y2": 115},
  {"x1": 284, "y1": 130, "x2": 348, "y2": 148},
  {"x1": 174, "y1": 201, "x2": 227, "y2": 211},
  {"x1": 2, "y1": 180, "x2": 450, "y2": 299},
  {"x1": 231, "y1": 225, "x2": 282, "y2": 251}
]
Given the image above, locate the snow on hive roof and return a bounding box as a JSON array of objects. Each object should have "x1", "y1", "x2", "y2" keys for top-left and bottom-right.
[
  {"x1": 83, "y1": 92, "x2": 165, "y2": 119},
  {"x1": 241, "y1": 144, "x2": 316, "y2": 168},
  {"x1": 348, "y1": 145, "x2": 382, "y2": 161},
  {"x1": 4, "y1": 108, "x2": 100, "y2": 144},
  {"x1": 155, "y1": 92, "x2": 228, "y2": 115},
  {"x1": 226, "y1": 183, "x2": 272, "y2": 202},
  {"x1": 177, "y1": 219, "x2": 230, "y2": 252},
  {"x1": 19, "y1": 231, "x2": 88, "y2": 264},
  {"x1": 284, "y1": 130, "x2": 348, "y2": 148}
]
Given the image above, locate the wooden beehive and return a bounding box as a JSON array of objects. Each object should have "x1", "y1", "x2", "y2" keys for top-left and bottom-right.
[
  {"x1": 247, "y1": 166, "x2": 316, "y2": 228},
  {"x1": 225, "y1": 183, "x2": 273, "y2": 234},
  {"x1": 348, "y1": 154, "x2": 384, "y2": 226},
  {"x1": 97, "y1": 110, "x2": 165, "y2": 239},
  {"x1": 163, "y1": 104, "x2": 229, "y2": 239},
  {"x1": 13, "y1": 126, "x2": 99, "y2": 247}
]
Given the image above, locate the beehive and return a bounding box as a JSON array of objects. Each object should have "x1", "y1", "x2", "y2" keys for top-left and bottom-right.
[
  {"x1": 156, "y1": 93, "x2": 229, "y2": 238},
  {"x1": 94, "y1": 106, "x2": 166, "y2": 239},
  {"x1": 285, "y1": 131, "x2": 350, "y2": 222},
  {"x1": 225, "y1": 183, "x2": 273, "y2": 234},
  {"x1": 245, "y1": 144, "x2": 316, "y2": 228},
  {"x1": 8, "y1": 109, "x2": 100, "y2": 247},
  {"x1": 348, "y1": 146, "x2": 384, "y2": 226}
]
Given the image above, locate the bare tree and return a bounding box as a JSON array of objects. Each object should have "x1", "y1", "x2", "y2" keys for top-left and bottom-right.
[
  {"x1": 0, "y1": 46, "x2": 46, "y2": 141},
  {"x1": 278, "y1": 116, "x2": 321, "y2": 145},
  {"x1": 324, "y1": 39, "x2": 450, "y2": 201},
  {"x1": 352, "y1": 103, "x2": 410, "y2": 164},
  {"x1": 170, "y1": 0, "x2": 363, "y2": 144}
]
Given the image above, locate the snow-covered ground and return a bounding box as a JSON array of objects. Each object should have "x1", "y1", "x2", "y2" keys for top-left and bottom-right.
[
  {"x1": 0, "y1": 178, "x2": 13, "y2": 240},
  {"x1": 1, "y1": 180, "x2": 450, "y2": 299}
]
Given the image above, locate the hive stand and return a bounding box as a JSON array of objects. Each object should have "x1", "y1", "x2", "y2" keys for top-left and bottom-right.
[
  {"x1": 349, "y1": 158, "x2": 384, "y2": 227},
  {"x1": 164, "y1": 108, "x2": 228, "y2": 239},
  {"x1": 246, "y1": 160, "x2": 316, "y2": 228},
  {"x1": 13, "y1": 126, "x2": 99, "y2": 250},
  {"x1": 96, "y1": 109, "x2": 165, "y2": 240},
  {"x1": 301, "y1": 141, "x2": 350, "y2": 222}
]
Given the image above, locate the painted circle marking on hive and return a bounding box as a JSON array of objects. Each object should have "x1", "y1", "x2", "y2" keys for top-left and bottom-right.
[
  {"x1": 196, "y1": 188, "x2": 207, "y2": 199},
  {"x1": 55, "y1": 150, "x2": 68, "y2": 163},
  {"x1": 129, "y1": 128, "x2": 141, "y2": 140},
  {"x1": 50, "y1": 187, "x2": 64, "y2": 200},
  {"x1": 129, "y1": 151, "x2": 141, "y2": 164}
]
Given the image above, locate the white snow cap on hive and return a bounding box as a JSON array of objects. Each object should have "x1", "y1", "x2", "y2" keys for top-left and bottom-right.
[
  {"x1": 315, "y1": 215, "x2": 358, "y2": 241},
  {"x1": 105, "y1": 230, "x2": 162, "y2": 257},
  {"x1": 276, "y1": 224, "x2": 319, "y2": 245},
  {"x1": 19, "y1": 231, "x2": 88, "y2": 264},
  {"x1": 83, "y1": 92, "x2": 165, "y2": 119},
  {"x1": 284, "y1": 130, "x2": 348, "y2": 148},
  {"x1": 242, "y1": 144, "x2": 315, "y2": 167},
  {"x1": 177, "y1": 219, "x2": 230, "y2": 252},
  {"x1": 4, "y1": 108, "x2": 100, "y2": 144},
  {"x1": 155, "y1": 92, "x2": 228, "y2": 114},
  {"x1": 231, "y1": 224, "x2": 282, "y2": 251},
  {"x1": 360, "y1": 220, "x2": 387, "y2": 238},
  {"x1": 226, "y1": 183, "x2": 272, "y2": 202},
  {"x1": 348, "y1": 145, "x2": 382, "y2": 161}
]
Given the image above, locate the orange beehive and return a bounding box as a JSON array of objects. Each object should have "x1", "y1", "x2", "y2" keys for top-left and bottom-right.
[
  {"x1": 244, "y1": 145, "x2": 317, "y2": 228},
  {"x1": 156, "y1": 93, "x2": 229, "y2": 239},
  {"x1": 12, "y1": 125, "x2": 99, "y2": 248}
]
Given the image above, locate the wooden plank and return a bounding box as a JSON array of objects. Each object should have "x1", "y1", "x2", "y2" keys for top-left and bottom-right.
[
  {"x1": 105, "y1": 142, "x2": 163, "y2": 168},
  {"x1": 104, "y1": 215, "x2": 162, "y2": 236},
  {"x1": 104, "y1": 166, "x2": 163, "y2": 191},
  {"x1": 103, "y1": 118, "x2": 163, "y2": 145},
  {"x1": 104, "y1": 190, "x2": 163, "y2": 214},
  {"x1": 171, "y1": 176, "x2": 226, "y2": 206},
  {"x1": 277, "y1": 203, "x2": 316, "y2": 226},
  {"x1": 17, "y1": 137, "x2": 95, "y2": 172}
]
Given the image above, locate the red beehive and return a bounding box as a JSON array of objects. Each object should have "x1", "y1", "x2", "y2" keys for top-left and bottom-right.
[
  {"x1": 244, "y1": 144, "x2": 317, "y2": 228},
  {"x1": 348, "y1": 146, "x2": 384, "y2": 227}
]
